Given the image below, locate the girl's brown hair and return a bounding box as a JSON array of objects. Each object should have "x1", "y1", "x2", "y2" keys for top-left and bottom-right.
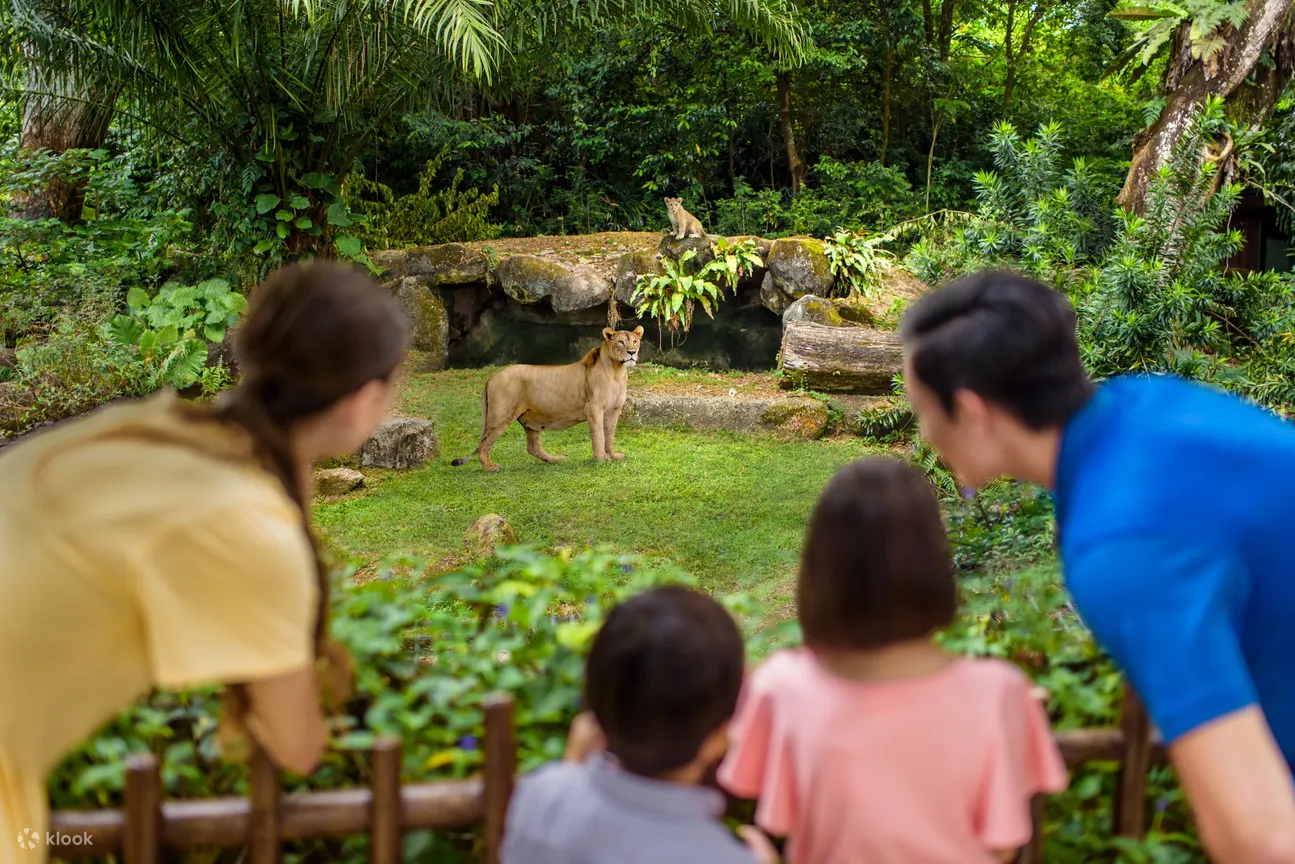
[
  {"x1": 200, "y1": 260, "x2": 410, "y2": 748},
  {"x1": 796, "y1": 456, "x2": 958, "y2": 650}
]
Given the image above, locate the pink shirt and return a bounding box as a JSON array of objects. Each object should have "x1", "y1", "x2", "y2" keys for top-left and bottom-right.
[{"x1": 716, "y1": 648, "x2": 1069, "y2": 864}]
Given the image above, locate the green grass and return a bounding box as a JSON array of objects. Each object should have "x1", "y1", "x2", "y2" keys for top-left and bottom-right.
[{"x1": 314, "y1": 359, "x2": 882, "y2": 608}]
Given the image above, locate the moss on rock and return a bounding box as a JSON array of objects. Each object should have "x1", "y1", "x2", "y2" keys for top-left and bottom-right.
[{"x1": 389, "y1": 277, "x2": 450, "y2": 370}]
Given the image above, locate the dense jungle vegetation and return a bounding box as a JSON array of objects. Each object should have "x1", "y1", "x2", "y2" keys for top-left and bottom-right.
[{"x1": 5, "y1": 0, "x2": 1295, "y2": 862}]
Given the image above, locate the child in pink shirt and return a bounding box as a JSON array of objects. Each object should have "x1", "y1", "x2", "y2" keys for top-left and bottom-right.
[{"x1": 717, "y1": 456, "x2": 1069, "y2": 864}]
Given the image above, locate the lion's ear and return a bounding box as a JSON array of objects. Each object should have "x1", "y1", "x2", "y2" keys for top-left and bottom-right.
[
  {"x1": 632, "y1": 325, "x2": 644, "y2": 336},
  {"x1": 602, "y1": 327, "x2": 615, "y2": 340}
]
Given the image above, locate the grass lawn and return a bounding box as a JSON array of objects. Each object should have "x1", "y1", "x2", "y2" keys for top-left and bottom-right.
[{"x1": 314, "y1": 353, "x2": 886, "y2": 613}]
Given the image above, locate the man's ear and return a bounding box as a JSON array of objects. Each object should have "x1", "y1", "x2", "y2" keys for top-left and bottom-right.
[{"x1": 602, "y1": 327, "x2": 615, "y2": 340}]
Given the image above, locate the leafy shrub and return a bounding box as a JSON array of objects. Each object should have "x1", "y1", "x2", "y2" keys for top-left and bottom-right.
[
  {"x1": 345, "y1": 146, "x2": 502, "y2": 251},
  {"x1": 106, "y1": 279, "x2": 246, "y2": 391},
  {"x1": 631, "y1": 238, "x2": 762, "y2": 344},
  {"x1": 0, "y1": 140, "x2": 197, "y2": 343}
]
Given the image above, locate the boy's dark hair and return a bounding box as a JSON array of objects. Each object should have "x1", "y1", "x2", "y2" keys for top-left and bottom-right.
[
  {"x1": 899, "y1": 270, "x2": 1094, "y2": 429},
  {"x1": 797, "y1": 456, "x2": 957, "y2": 650},
  {"x1": 585, "y1": 584, "x2": 746, "y2": 777}
]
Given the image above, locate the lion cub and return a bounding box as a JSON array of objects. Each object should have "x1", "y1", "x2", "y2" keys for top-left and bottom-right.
[
  {"x1": 450, "y1": 326, "x2": 645, "y2": 471},
  {"x1": 665, "y1": 197, "x2": 707, "y2": 239}
]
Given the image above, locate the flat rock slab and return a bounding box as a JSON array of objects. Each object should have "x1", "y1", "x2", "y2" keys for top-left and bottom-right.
[{"x1": 621, "y1": 393, "x2": 829, "y2": 440}]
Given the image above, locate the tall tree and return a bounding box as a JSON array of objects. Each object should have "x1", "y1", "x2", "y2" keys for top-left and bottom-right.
[{"x1": 1108, "y1": 0, "x2": 1295, "y2": 211}]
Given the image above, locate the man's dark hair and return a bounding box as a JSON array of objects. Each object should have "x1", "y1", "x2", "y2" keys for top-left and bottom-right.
[
  {"x1": 584, "y1": 584, "x2": 746, "y2": 777},
  {"x1": 797, "y1": 456, "x2": 957, "y2": 650},
  {"x1": 899, "y1": 270, "x2": 1094, "y2": 428}
]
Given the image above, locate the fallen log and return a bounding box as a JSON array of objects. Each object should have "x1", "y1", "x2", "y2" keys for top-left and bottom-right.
[{"x1": 777, "y1": 320, "x2": 904, "y2": 394}]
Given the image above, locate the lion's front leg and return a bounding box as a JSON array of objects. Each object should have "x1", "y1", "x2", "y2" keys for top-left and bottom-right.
[
  {"x1": 604, "y1": 406, "x2": 625, "y2": 460},
  {"x1": 586, "y1": 403, "x2": 608, "y2": 460}
]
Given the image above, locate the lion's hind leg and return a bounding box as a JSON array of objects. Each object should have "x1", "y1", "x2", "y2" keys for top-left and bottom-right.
[{"x1": 524, "y1": 426, "x2": 566, "y2": 464}]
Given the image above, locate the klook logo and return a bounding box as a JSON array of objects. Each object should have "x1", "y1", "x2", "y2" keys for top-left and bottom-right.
[
  {"x1": 16, "y1": 829, "x2": 39, "y2": 849},
  {"x1": 15, "y1": 829, "x2": 92, "y2": 849}
]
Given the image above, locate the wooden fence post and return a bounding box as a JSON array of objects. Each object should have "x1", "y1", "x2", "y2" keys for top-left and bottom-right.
[
  {"x1": 370, "y1": 738, "x2": 403, "y2": 864},
  {"x1": 248, "y1": 742, "x2": 283, "y2": 864},
  {"x1": 481, "y1": 693, "x2": 516, "y2": 864},
  {"x1": 123, "y1": 753, "x2": 161, "y2": 864},
  {"x1": 1014, "y1": 794, "x2": 1046, "y2": 864},
  {"x1": 1113, "y1": 682, "x2": 1153, "y2": 838}
]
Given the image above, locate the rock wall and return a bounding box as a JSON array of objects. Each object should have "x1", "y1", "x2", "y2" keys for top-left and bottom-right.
[{"x1": 368, "y1": 231, "x2": 926, "y2": 382}]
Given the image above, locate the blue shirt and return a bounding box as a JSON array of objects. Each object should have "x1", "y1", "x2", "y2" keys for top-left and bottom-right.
[{"x1": 1054, "y1": 373, "x2": 1295, "y2": 769}]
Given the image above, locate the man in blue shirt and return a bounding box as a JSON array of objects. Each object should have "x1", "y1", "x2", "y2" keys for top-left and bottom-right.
[{"x1": 898, "y1": 270, "x2": 1295, "y2": 863}]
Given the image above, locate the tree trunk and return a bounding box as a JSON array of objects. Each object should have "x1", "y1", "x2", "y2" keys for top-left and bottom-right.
[
  {"x1": 775, "y1": 71, "x2": 806, "y2": 196},
  {"x1": 777, "y1": 322, "x2": 904, "y2": 394},
  {"x1": 1003, "y1": 0, "x2": 1048, "y2": 111},
  {"x1": 18, "y1": 51, "x2": 117, "y2": 222},
  {"x1": 1118, "y1": 0, "x2": 1295, "y2": 212}
]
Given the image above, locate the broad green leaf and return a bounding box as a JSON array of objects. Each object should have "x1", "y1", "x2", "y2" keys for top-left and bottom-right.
[
  {"x1": 126, "y1": 286, "x2": 150, "y2": 311},
  {"x1": 300, "y1": 172, "x2": 332, "y2": 190},
  {"x1": 255, "y1": 193, "x2": 281, "y2": 214},
  {"x1": 253, "y1": 239, "x2": 275, "y2": 254},
  {"x1": 288, "y1": 194, "x2": 310, "y2": 210},
  {"x1": 204, "y1": 325, "x2": 227, "y2": 343},
  {"x1": 335, "y1": 234, "x2": 363, "y2": 257},
  {"x1": 327, "y1": 201, "x2": 353, "y2": 227},
  {"x1": 294, "y1": 217, "x2": 313, "y2": 230}
]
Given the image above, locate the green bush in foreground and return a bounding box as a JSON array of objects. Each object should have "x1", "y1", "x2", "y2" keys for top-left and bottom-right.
[{"x1": 49, "y1": 540, "x2": 1201, "y2": 862}]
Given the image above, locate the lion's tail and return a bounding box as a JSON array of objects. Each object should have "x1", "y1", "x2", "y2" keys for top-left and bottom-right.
[{"x1": 450, "y1": 379, "x2": 490, "y2": 467}]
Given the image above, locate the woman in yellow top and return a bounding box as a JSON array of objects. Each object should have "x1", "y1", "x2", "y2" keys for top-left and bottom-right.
[{"x1": 0, "y1": 260, "x2": 411, "y2": 863}]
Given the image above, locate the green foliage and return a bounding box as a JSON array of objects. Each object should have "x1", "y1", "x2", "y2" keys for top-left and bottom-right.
[
  {"x1": 105, "y1": 279, "x2": 245, "y2": 391},
  {"x1": 631, "y1": 239, "x2": 761, "y2": 342},
  {"x1": 904, "y1": 121, "x2": 1121, "y2": 288},
  {"x1": 1105, "y1": 0, "x2": 1249, "y2": 84},
  {"x1": 0, "y1": 140, "x2": 196, "y2": 341},
  {"x1": 345, "y1": 147, "x2": 502, "y2": 250},
  {"x1": 823, "y1": 229, "x2": 897, "y2": 298},
  {"x1": 1076, "y1": 96, "x2": 1295, "y2": 406}
]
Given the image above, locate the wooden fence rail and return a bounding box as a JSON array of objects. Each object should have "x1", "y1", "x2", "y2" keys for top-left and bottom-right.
[{"x1": 46, "y1": 685, "x2": 1163, "y2": 863}]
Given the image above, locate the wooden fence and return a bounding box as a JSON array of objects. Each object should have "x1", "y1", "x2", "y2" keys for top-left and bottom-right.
[{"x1": 45, "y1": 684, "x2": 1164, "y2": 863}]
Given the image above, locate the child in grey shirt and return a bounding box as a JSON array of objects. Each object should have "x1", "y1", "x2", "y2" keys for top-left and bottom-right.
[{"x1": 500, "y1": 585, "x2": 777, "y2": 864}]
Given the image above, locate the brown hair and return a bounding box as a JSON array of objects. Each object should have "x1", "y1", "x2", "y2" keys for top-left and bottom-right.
[
  {"x1": 198, "y1": 260, "x2": 410, "y2": 740},
  {"x1": 584, "y1": 585, "x2": 746, "y2": 777},
  {"x1": 796, "y1": 456, "x2": 958, "y2": 651}
]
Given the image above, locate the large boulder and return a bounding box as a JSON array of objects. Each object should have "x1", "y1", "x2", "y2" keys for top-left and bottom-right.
[
  {"x1": 405, "y1": 243, "x2": 490, "y2": 286},
  {"x1": 620, "y1": 393, "x2": 829, "y2": 440},
  {"x1": 777, "y1": 296, "x2": 904, "y2": 395},
  {"x1": 657, "y1": 234, "x2": 717, "y2": 270},
  {"x1": 495, "y1": 255, "x2": 612, "y2": 313},
  {"x1": 760, "y1": 237, "x2": 835, "y2": 315},
  {"x1": 389, "y1": 277, "x2": 450, "y2": 370},
  {"x1": 614, "y1": 249, "x2": 663, "y2": 307},
  {"x1": 464, "y1": 514, "x2": 518, "y2": 559},
  {"x1": 358, "y1": 416, "x2": 439, "y2": 469}
]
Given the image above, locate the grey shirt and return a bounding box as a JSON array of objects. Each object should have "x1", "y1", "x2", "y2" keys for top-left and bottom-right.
[{"x1": 500, "y1": 754, "x2": 759, "y2": 864}]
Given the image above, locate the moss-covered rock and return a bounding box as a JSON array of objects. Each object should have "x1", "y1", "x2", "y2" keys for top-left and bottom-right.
[
  {"x1": 495, "y1": 254, "x2": 611, "y2": 313},
  {"x1": 370, "y1": 250, "x2": 407, "y2": 281},
  {"x1": 761, "y1": 237, "x2": 836, "y2": 315},
  {"x1": 464, "y1": 514, "x2": 518, "y2": 559},
  {"x1": 388, "y1": 277, "x2": 450, "y2": 370},
  {"x1": 657, "y1": 234, "x2": 716, "y2": 271},
  {"x1": 759, "y1": 400, "x2": 831, "y2": 439},
  {"x1": 406, "y1": 243, "x2": 490, "y2": 286},
  {"x1": 614, "y1": 249, "x2": 664, "y2": 307}
]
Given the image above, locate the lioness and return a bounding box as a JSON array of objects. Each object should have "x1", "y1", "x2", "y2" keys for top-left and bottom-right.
[{"x1": 450, "y1": 326, "x2": 644, "y2": 471}]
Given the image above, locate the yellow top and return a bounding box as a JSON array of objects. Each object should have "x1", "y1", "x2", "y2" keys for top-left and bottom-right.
[{"x1": 0, "y1": 391, "x2": 318, "y2": 863}]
